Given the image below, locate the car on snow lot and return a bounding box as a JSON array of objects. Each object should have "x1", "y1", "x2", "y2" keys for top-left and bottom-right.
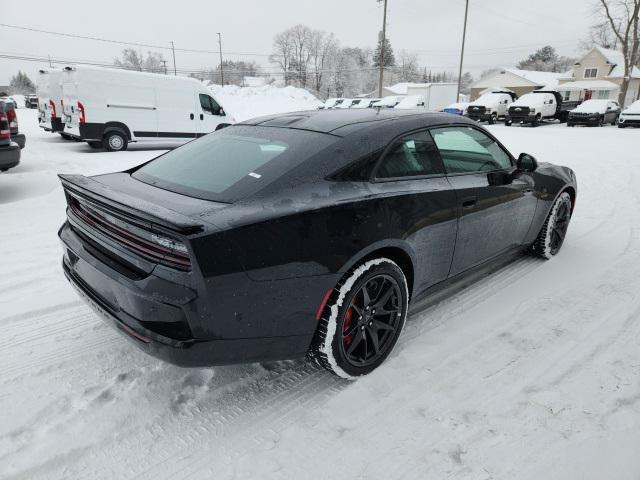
[
  {"x1": 2, "y1": 101, "x2": 26, "y2": 149},
  {"x1": 466, "y1": 90, "x2": 517, "y2": 124},
  {"x1": 0, "y1": 103, "x2": 21, "y2": 172},
  {"x1": 24, "y1": 94, "x2": 39, "y2": 109},
  {"x1": 372, "y1": 96, "x2": 403, "y2": 108},
  {"x1": 443, "y1": 102, "x2": 469, "y2": 116},
  {"x1": 58, "y1": 109, "x2": 577, "y2": 378},
  {"x1": 350, "y1": 98, "x2": 380, "y2": 109},
  {"x1": 617, "y1": 100, "x2": 640, "y2": 128},
  {"x1": 0, "y1": 96, "x2": 17, "y2": 109},
  {"x1": 318, "y1": 98, "x2": 346, "y2": 109},
  {"x1": 567, "y1": 99, "x2": 621, "y2": 127}
]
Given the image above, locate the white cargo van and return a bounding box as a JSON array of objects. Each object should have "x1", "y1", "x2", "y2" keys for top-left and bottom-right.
[
  {"x1": 36, "y1": 69, "x2": 65, "y2": 134},
  {"x1": 62, "y1": 66, "x2": 233, "y2": 151}
]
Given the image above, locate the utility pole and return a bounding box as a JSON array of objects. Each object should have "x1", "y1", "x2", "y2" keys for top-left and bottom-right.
[
  {"x1": 377, "y1": 0, "x2": 388, "y2": 98},
  {"x1": 217, "y1": 32, "x2": 224, "y2": 86},
  {"x1": 161, "y1": 60, "x2": 168, "y2": 75},
  {"x1": 170, "y1": 41, "x2": 177, "y2": 75},
  {"x1": 456, "y1": 0, "x2": 470, "y2": 100}
]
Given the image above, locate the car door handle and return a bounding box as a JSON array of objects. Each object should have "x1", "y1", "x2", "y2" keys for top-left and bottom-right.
[
  {"x1": 200, "y1": 113, "x2": 204, "y2": 120},
  {"x1": 190, "y1": 113, "x2": 194, "y2": 120},
  {"x1": 462, "y1": 197, "x2": 477, "y2": 208}
]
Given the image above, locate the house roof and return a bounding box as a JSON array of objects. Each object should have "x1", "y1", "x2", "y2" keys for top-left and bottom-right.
[
  {"x1": 593, "y1": 47, "x2": 640, "y2": 78},
  {"x1": 502, "y1": 68, "x2": 565, "y2": 87},
  {"x1": 383, "y1": 82, "x2": 432, "y2": 95},
  {"x1": 559, "y1": 79, "x2": 620, "y2": 91}
]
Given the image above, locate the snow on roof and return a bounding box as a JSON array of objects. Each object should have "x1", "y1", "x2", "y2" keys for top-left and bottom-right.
[
  {"x1": 384, "y1": 83, "x2": 432, "y2": 95},
  {"x1": 559, "y1": 80, "x2": 620, "y2": 91},
  {"x1": 594, "y1": 46, "x2": 640, "y2": 78},
  {"x1": 503, "y1": 68, "x2": 565, "y2": 87}
]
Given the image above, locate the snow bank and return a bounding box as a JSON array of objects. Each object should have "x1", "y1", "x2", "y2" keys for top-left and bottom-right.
[{"x1": 208, "y1": 84, "x2": 323, "y2": 122}]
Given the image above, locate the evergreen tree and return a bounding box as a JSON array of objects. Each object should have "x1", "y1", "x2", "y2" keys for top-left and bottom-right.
[
  {"x1": 9, "y1": 71, "x2": 35, "y2": 94},
  {"x1": 373, "y1": 31, "x2": 395, "y2": 67}
]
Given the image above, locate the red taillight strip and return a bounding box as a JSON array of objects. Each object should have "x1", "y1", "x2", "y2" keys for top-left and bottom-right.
[
  {"x1": 49, "y1": 99, "x2": 57, "y2": 118},
  {"x1": 78, "y1": 101, "x2": 85, "y2": 124},
  {"x1": 70, "y1": 199, "x2": 191, "y2": 269}
]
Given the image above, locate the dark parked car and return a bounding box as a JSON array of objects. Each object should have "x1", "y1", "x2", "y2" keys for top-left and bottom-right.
[
  {"x1": 0, "y1": 102, "x2": 20, "y2": 172},
  {"x1": 58, "y1": 110, "x2": 577, "y2": 378},
  {"x1": 567, "y1": 99, "x2": 621, "y2": 127},
  {"x1": 25, "y1": 95, "x2": 39, "y2": 109},
  {"x1": 3, "y1": 102, "x2": 26, "y2": 149}
]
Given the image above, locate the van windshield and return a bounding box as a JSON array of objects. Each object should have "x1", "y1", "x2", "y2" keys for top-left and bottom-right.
[{"x1": 132, "y1": 125, "x2": 337, "y2": 203}]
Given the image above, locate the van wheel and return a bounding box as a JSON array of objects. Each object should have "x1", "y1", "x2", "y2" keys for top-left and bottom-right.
[
  {"x1": 103, "y1": 130, "x2": 128, "y2": 152},
  {"x1": 309, "y1": 258, "x2": 409, "y2": 379},
  {"x1": 88, "y1": 141, "x2": 103, "y2": 149}
]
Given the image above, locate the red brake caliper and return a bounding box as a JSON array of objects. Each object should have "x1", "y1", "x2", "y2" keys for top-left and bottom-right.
[{"x1": 342, "y1": 306, "x2": 355, "y2": 348}]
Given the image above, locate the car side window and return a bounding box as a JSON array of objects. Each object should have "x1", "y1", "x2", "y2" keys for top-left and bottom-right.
[
  {"x1": 431, "y1": 126, "x2": 512, "y2": 174},
  {"x1": 199, "y1": 94, "x2": 222, "y2": 115},
  {"x1": 376, "y1": 131, "x2": 444, "y2": 179}
]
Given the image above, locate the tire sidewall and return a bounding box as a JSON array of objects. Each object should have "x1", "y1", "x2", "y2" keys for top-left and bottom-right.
[
  {"x1": 103, "y1": 131, "x2": 127, "y2": 152},
  {"x1": 320, "y1": 259, "x2": 409, "y2": 379},
  {"x1": 540, "y1": 192, "x2": 572, "y2": 258}
]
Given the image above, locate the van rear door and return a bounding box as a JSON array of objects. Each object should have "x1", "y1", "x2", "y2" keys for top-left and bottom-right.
[
  {"x1": 195, "y1": 93, "x2": 229, "y2": 136},
  {"x1": 155, "y1": 77, "x2": 197, "y2": 140}
]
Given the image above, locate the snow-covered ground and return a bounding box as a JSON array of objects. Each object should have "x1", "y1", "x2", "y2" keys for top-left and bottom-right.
[
  {"x1": 2, "y1": 109, "x2": 640, "y2": 480},
  {"x1": 208, "y1": 84, "x2": 323, "y2": 122}
]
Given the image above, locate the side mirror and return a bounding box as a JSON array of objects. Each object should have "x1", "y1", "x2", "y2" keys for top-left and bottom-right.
[
  {"x1": 219, "y1": 108, "x2": 225, "y2": 117},
  {"x1": 517, "y1": 153, "x2": 538, "y2": 172}
]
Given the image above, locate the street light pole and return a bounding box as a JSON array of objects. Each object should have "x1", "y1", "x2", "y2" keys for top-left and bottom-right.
[
  {"x1": 217, "y1": 32, "x2": 224, "y2": 86},
  {"x1": 456, "y1": 0, "x2": 469, "y2": 100},
  {"x1": 377, "y1": 0, "x2": 388, "y2": 98}
]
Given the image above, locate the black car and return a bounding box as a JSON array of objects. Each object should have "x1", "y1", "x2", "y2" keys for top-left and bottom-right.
[
  {"x1": 58, "y1": 110, "x2": 577, "y2": 378},
  {"x1": 567, "y1": 99, "x2": 621, "y2": 127},
  {"x1": 0, "y1": 101, "x2": 21, "y2": 172},
  {"x1": 25, "y1": 94, "x2": 39, "y2": 109}
]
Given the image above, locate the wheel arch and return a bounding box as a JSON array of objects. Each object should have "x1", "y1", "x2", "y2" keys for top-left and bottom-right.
[
  {"x1": 103, "y1": 121, "x2": 131, "y2": 140},
  {"x1": 340, "y1": 241, "x2": 416, "y2": 300}
]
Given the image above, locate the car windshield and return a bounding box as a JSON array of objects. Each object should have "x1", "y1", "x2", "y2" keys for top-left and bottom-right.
[{"x1": 132, "y1": 125, "x2": 338, "y2": 203}]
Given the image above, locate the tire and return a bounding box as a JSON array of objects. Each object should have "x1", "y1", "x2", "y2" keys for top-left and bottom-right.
[
  {"x1": 488, "y1": 113, "x2": 497, "y2": 125},
  {"x1": 611, "y1": 118, "x2": 618, "y2": 126},
  {"x1": 1, "y1": 168, "x2": 8, "y2": 172},
  {"x1": 505, "y1": 119, "x2": 513, "y2": 126},
  {"x1": 597, "y1": 116, "x2": 604, "y2": 127},
  {"x1": 567, "y1": 123, "x2": 574, "y2": 127},
  {"x1": 309, "y1": 258, "x2": 409, "y2": 379},
  {"x1": 87, "y1": 141, "x2": 103, "y2": 149},
  {"x1": 103, "y1": 130, "x2": 128, "y2": 152},
  {"x1": 618, "y1": 124, "x2": 626, "y2": 128},
  {"x1": 532, "y1": 192, "x2": 572, "y2": 259}
]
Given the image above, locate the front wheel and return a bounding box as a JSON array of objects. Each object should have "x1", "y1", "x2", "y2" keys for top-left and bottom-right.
[
  {"x1": 310, "y1": 258, "x2": 409, "y2": 379},
  {"x1": 488, "y1": 113, "x2": 497, "y2": 125},
  {"x1": 505, "y1": 119, "x2": 513, "y2": 126},
  {"x1": 533, "y1": 192, "x2": 572, "y2": 259},
  {"x1": 103, "y1": 130, "x2": 128, "y2": 152}
]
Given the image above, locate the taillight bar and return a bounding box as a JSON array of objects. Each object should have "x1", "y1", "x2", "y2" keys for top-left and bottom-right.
[
  {"x1": 78, "y1": 101, "x2": 86, "y2": 124},
  {"x1": 49, "y1": 99, "x2": 57, "y2": 118},
  {"x1": 0, "y1": 114, "x2": 10, "y2": 139}
]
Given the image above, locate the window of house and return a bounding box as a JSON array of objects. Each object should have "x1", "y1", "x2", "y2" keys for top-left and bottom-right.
[
  {"x1": 375, "y1": 131, "x2": 444, "y2": 179},
  {"x1": 597, "y1": 90, "x2": 609, "y2": 99},
  {"x1": 431, "y1": 126, "x2": 512, "y2": 174},
  {"x1": 563, "y1": 91, "x2": 571, "y2": 101},
  {"x1": 584, "y1": 68, "x2": 598, "y2": 79}
]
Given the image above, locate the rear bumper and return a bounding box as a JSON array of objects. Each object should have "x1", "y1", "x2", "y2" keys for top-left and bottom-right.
[
  {"x1": 59, "y1": 221, "x2": 315, "y2": 367},
  {"x1": 65, "y1": 122, "x2": 104, "y2": 141},
  {"x1": 11, "y1": 133, "x2": 26, "y2": 149},
  {"x1": 506, "y1": 113, "x2": 538, "y2": 123},
  {"x1": 466, "y1": 113, "x2": 492, "y2": 122},
  {"x1": 0, "y1": 142, "x2": 20, "y2": 170}
]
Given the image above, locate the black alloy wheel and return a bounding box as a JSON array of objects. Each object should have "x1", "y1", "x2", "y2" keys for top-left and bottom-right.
[
  {"x1": 548, "y1": 198, "x2": 571, "y2": 255},
  {"x1": 340, "y1": 274, "x2": 402, "y2": 368}
]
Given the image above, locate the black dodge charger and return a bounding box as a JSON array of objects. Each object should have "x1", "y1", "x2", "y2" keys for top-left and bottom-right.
[{"x1": 59, "y1": 109, "x2": 576, "y2": 378}]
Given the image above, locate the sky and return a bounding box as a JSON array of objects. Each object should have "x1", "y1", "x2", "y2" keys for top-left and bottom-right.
[{"x1": 1, "y1": 0, "x2": 597, "y2": 86}]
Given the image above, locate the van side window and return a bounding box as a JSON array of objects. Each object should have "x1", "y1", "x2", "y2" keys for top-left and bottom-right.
[
  {"x1": 199, "y1": 94, "x2": 222, "y2": 115},
  {"x1": 431, "y1": 126, "x2": 512, "y2": 174}
]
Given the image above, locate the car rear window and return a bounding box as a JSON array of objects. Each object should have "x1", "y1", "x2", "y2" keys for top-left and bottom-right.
[{"x1": 132, "y1": 125, "x2": 337, "y2": 202}]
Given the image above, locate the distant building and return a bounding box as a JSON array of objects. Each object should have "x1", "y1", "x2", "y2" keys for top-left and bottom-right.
[
  {"x1": 470, "y1": 69, "x2": 564, "y2": 101},
  {"x1": 558, "y1": 46, "x2": 640, "y2": 106},
  {"x1": 381, "y1": 82, "x2": 430, "y2": 97}
]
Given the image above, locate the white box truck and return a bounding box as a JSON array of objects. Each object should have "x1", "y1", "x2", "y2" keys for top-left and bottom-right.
[
  {"x1": 62, "y1": 66, "x2": 233, "y2": 151},
  {"x1": 36, "y1": 69, "x2": 66, "y2": 135},
  {"x1": 403, "y1": 83, "x2": 458, "y2": 111}
]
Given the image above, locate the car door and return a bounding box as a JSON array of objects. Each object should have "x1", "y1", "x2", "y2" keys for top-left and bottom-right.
[
  {"x1": 196, "y1": 93, "x2": 228, "y2": 136},
  {"x1": 430, "y1": 125, "x2": 538, "y2": 276},
  {"x1": 370, "y1": 130, "x2": 458, "y2": 294}
]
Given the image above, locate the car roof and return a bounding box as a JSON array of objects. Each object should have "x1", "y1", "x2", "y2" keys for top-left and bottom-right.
[{"x1": 239, "y1": 109, "x2": 476, "y2": 136}]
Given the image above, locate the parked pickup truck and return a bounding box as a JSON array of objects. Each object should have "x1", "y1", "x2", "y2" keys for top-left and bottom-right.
[
  {"x1": 465, "y1": 90, "x2": 517, "y2": 124},
  {"x1": 505, "y1": 90, "x2": 580, "y2": 126}
]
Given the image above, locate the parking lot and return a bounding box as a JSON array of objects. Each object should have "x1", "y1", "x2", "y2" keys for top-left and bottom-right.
[{"x1": 2, "y1": 108, "x2": 640, "y2": 479}]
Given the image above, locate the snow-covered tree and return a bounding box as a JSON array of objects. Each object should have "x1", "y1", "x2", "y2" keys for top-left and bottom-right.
[
  {"x1": 517, "y1": 46, "x2": 575, "y2": 73},
  {"x1": 9, "y1": 71, "x2": 35, "y2": 94},
  {"x1": 114, "y1": 49, "x2": 166, "y2": 73},
  {"x1": 373, "y1": 31, "x2": 395, "y2": 67}
]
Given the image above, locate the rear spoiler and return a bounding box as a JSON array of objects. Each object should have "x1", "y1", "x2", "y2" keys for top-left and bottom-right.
[{"x1": 58, "y1": 174, "x2": 204, "y2": 235}]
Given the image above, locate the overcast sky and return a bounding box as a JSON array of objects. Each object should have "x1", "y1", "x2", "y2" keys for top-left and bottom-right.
[{"x1": 1, "y1": 0, "x2": 597, "y2": 86}]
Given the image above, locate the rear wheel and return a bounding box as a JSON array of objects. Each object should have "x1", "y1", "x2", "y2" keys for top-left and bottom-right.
[
  {"x1": 103, "y1": 130, "x2": 128, "y2": 152},
  {"x1": 505, "y1": 119, "x2": 513, "y2": 126},
  {"x1": 597, "y1": 116, "x2": 604, "y2": 127},
  {"x1": 310, "y1": 258, "x2": 409, "y2": 379},
  {"x1": 488, "y1": 113, "x2": 497, "y2": 125},
  {"x1": 533, "y1": 192, "x2": 572, "y2": 259}
]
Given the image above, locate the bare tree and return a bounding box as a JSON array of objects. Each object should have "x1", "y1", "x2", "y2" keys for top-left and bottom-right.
[
  {"x1": 396, "y1": 50, "x2": 420, "y2": 82},
  {"x1": 309, "y1": 30, "x2": 338, "y2": 93},
  {"x1": 270, "y1": 29, "x2": 295, "y2": 85},
  {"x1": 579, "y1": 20, "x2": 620, "y2": 50},
  {"x1": 595, "y1": 0, "x2": 640, "y2": 104},
  {"x1": 114, "y1": 49, "x2": 165, "y2": 73}
]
